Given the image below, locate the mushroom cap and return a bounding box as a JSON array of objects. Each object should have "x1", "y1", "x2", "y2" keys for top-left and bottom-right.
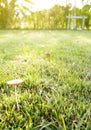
[{"x1": 7, "y1": 79, "x2": 23, "y2": 86}]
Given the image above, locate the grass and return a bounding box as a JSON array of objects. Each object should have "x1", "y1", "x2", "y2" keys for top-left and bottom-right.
[{"x1": 0, "y1": 30, "x2": 91, "y2": 130}]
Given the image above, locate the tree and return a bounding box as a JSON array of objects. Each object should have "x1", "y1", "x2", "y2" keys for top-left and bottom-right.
[
  {"x1": 82, "y1": 4, "x2": 91, "y2": 29},
  {"x1": 0, "y1": 0, "x2": 33, "y2": 29}
]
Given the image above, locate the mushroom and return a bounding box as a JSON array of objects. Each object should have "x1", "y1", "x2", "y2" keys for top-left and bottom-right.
[
  {"x1": 7, "y1": 79, "x2": 23, "y2": 111},
  {"x1": 46, "y1": 52, "x2": 51, "y2": 58}
]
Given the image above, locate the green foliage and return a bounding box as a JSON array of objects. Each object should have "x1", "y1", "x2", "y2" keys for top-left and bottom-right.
[
  {"x1": 0, "y1": 30, "x2": 91, "y2": 129},
  {"x1": 0, "y1": 0, "x2": 91, "y2": 29}
]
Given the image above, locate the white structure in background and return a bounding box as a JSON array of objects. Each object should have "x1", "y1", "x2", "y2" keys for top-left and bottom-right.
[{"x1": 66, "y1": 0, "x2": 87, "y2": 30}]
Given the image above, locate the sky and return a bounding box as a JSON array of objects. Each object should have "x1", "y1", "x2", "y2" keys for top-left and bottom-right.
[
  {"x1": 16, "y1": 0, "x2": 91, "y2": 12},
  {"x1": 31, "y1": 0, "x2": 83, "y2": 11}
]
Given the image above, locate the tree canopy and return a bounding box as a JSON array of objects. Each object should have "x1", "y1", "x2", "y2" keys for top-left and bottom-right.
[{"x1": 0, "y1": 0, "x2": 91, "y2": 29}]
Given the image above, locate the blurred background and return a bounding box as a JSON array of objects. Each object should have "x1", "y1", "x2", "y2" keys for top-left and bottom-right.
[{"x1": 0, "y1": 0, "x2": 91, "y2": 29}]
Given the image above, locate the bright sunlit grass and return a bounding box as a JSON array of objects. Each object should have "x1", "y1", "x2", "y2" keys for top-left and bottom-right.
[{"x1": 0, "y1": 30, "x2": 91, "y2": 129}]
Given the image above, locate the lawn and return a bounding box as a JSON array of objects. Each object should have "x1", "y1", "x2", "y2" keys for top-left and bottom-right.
[{"x1": 0, "y1": 30, "x2": 91, "y2": 130}]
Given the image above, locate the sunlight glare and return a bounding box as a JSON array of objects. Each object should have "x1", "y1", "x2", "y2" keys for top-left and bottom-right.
[
  {"x1": 8, "y1": 0, "x2": 91, "y2": 12},
  {"x1": 32, "y1": 0, "x2": 83, "y2": 11}
]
